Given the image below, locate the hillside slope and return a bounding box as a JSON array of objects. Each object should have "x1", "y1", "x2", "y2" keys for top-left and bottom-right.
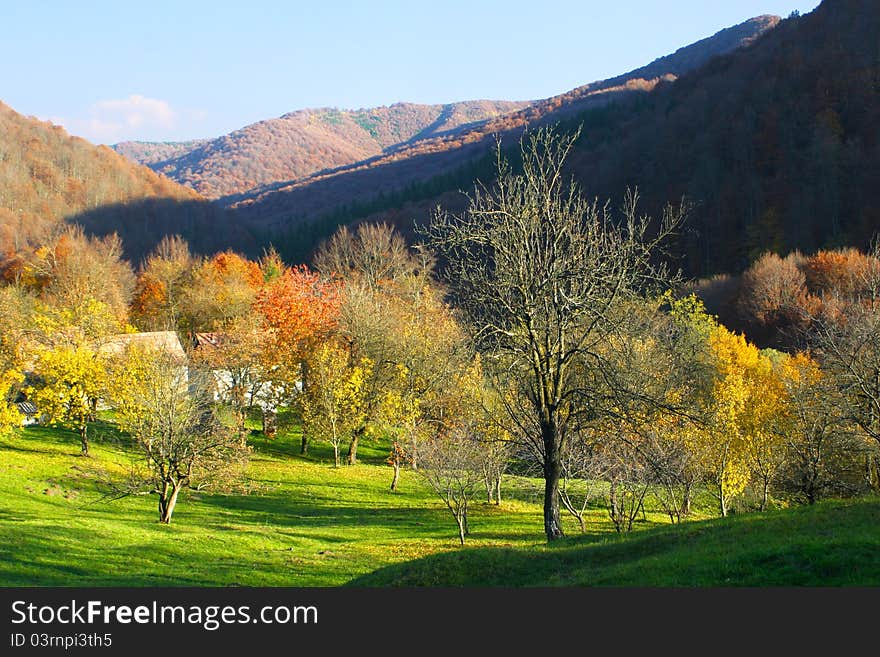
[
  {"x1": 260, "y1": 0, "x2": 880, "y2": 280},
  {"x1": 228, "y1": 15, "x2": 780, "y2": 242},
  {"x1": 114, "y1": 100, "x2": 530, "y2": 199},
  {"x1": 0, "y1": 101, "x2": 253, "y2": 261},
  {"x1": 556, "y1": 0, "x2": 880, "y2": 277},
  {"x1": 350, "y1": 498, "x2": 880, "y2": 586}
]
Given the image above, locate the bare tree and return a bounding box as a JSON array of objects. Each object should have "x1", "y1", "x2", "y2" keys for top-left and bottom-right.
[
  {"x1": 559, "y1": 432, "x2": 610, "y2": 532},
  {"x1": 313, "y1": 222, "x2": 433, "y2": 291},
  {"x1": 424, "y1": 125, "x2": 684, "y2": 540},
  {"x1": 604, "y1": 435, "x2": 651, "y2": 533},
  {"x1": 808, "y1": 295, "x2": 880, "y2": 491},
  {"x1": 314, "y1": 222, "x2": 444, "y2": 465},
  {"x1": 779, "y1": 357, "x2": 872, "y2": 503},
  {"x1": 110, "y1": 348, "x2": 250, "y2": 523},
  {"x1": 417, "y1": 430, "x2": 485, "y2": 545}
]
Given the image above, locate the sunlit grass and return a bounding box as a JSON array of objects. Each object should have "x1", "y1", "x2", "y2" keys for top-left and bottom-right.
[{"x1": 2, "y1": 424, "x2": 875, "y2": 587}]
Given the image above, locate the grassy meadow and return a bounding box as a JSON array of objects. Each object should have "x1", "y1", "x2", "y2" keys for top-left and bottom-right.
[{"x1": 1, "y1": 423, "x2": 877, "y2": 587}]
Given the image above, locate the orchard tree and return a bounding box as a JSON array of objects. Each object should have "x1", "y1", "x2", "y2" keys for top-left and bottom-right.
[
  {"x1": 688, "y1": 326, "x2": 786, "y2": 515},
  {"x1": 26, "y1": 226, "x2": 135, "y2": 328},
  {"x1": 559, "y1": 432, "x2": 609, "y2": 532},
  {"x1": 315, "y1": 222, "x2": 445, "y2": 465},
  {"x1": 130, "y1": 235, "x2": 194, "y2": 331},
  {"x1": 190, "y1": 312, "x2": 272, "y2": 445},
  {"x1": 28, "y1": 345, "x2": 107, "y2": 456},
  {"x1": 424, "y1": 125, "x2": 684, "y2": 540},
  {"x1": 805, "y1": 242, "x2": 880, "y2": 489},
  {"x1": 777, "y1": 352, "x2": 866, "y2": 503},
  {"x1": 300, "y1": 341, "x2": 371, "y2": 467},
  {"x1": 418, "y1": 429, "x2": 486, "y2": 545},
  {"x1": 179, "y1": 251, "x2": 263, "y2": 332},
  {"x1": 110, "y1": 347, "x2": 249, "y2": 523},
  {"x1": 313, "y1": 221, "x2": 430, "y2": 290},
  {"x1": 809, "y1": 307, "x2": 880, "y2": 490},
  {"x1": 256, "y1": 265, "x2": 342, "y2": 454}
]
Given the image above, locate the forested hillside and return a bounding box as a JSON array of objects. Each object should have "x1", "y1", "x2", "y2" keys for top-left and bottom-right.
[
  {"x1": 564, "y1": 0, "x2": 880, "y2": 277},
  {"x1": 256, "y1": 0, "x2": 880, "y2": 281},
  {"x1": 0, "y1": 102, "x2": 253, "y2": 263},
  {"x1": 228, "y1": 15, "x2": 780, "y2": 251},
  {"x1": 114, "y1": 100, "x2": 530, "y2": 199}
]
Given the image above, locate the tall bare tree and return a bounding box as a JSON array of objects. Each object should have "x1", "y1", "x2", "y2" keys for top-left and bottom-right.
[{"x1": 424, "y1": 125, "x2": 684, "y2": 540}]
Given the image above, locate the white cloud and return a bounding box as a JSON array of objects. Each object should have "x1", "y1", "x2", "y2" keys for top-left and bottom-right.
[
  {"x1": 92, "y1": 94, "x2": 175, "y2": 130},
  {"x1": 53, "y1": 94, "x2": 196, "y2": 144}
]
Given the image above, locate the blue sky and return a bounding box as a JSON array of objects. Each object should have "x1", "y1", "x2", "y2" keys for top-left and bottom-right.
[{"x1": 2, "y1": 1, "x2": 820, "y2": 144}]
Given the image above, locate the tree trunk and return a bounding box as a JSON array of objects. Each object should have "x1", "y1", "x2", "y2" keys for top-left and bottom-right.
[
  {"x1": 300, "y1": 433, "x2": 309, "y2": 455},
  {"x1": 333, "y1": 443, "x2": 339, "y2": 468},
  {"x1": 347, "y1": 426, "x2": 364, "y2": 465},
  {"x1": 390, "y1": 461, "x2": 400, "y2": 491},
  {"x1": 463, "y1": 503, "x2": 470, "y2": 536},
  {"x1": 542, "y1": 420, "x2": 564, "y2": 541},
  {"x1": 262, "y1": 408, "x2": 277, "y2": 439},
  {"x1": 485, "y1": 478, "x2": 493, "y2": 504},
  {"x1": 494, "y1": 475, "x2": 502, "y2": 505},
  {"x1": 79, "y1": 423, "x2": 89, "y2": 457},
  {"x1": 719, "y1": 483, "x2": 728, "y2": 518},
  {"x1": 159, "y1": 481, "x2": 183, "y2": 524},
  {"x1": 681, "y1": 484, "x2": 692, "y2": 517},
  {"x1": 759, "y1": 477, "x2": 770, "y2": 512},
  {"x1": 456, "y1": 513, "x2": 465, "y2": 545},
  {"x1": 158, "y1": 484, "x2": 166, "y2": 522},
  {"x1": 609, "y1": 479, "x2": 621, "y2": 532}
]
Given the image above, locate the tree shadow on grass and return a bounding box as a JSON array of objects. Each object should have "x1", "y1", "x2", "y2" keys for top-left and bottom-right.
[{"x1": 198, "y1": 489, "x2": 455, "y2": 533}]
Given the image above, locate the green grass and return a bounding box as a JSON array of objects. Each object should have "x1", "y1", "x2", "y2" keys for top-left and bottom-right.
[
  {"x1": 0, "y1": 424, "x2": 556, "y2": 586},
  {"x1": 1, "y1": 424, "x2": 877, "y2": 586},
  {"x1": 350, "y1": 499, "x2": 880, "y2": 586}
]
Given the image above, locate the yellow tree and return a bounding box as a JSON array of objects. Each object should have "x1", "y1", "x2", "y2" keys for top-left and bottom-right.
[
  {"x1": 29, "y1": 345, "x2": 108, "y2": 456},
  {"x1": 745, "y1": 349, "x2": 790, "y2": 511},
  {"x1": 0, "y1": 369, "x2": 23, "y2": 437},
  {"x1": 301, "y1": 341, "x2": 371, "y2": 467},
  {"x1": 691, "y1": 326, "x2": 785, "y2": 516},
  {"x1": 0, "y1": 286, "x2": 28, "y2": 437}
]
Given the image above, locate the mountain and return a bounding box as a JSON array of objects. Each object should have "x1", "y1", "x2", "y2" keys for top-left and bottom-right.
[
  {"x1": 246, "y1": 0, "x2": 880, "y2": 279},
  {"x1": 0, "y1": 101, "x2": 253, "y2": 262},
  {"x1": 113, "y1": 100, "x2": 530, "y2": 199},
  {"x1": 112, "y1": 139, "x2": 208, "y2": 166},
  {"x1": 225, "y1": 15, "x2": 781, "y2": 249},
  {"x1": 559, "y1": 0, "x2": 880, "y2": 277}
]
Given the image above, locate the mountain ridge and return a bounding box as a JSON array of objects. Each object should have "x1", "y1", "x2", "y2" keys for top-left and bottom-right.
[
  {"x1": 113, "y1": 99, "x2": 531, "y2": 199},
  {"x1": 113, "y1": 15, "x2": 778, "y2": 206},
  {"x1": 226, "y1": 14, "x2": 781, "y2": 231}
]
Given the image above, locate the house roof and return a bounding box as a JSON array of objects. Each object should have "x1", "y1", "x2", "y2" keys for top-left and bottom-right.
[{"x1": 99, "y1": 331, "x2": 187, "y2": 363}]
